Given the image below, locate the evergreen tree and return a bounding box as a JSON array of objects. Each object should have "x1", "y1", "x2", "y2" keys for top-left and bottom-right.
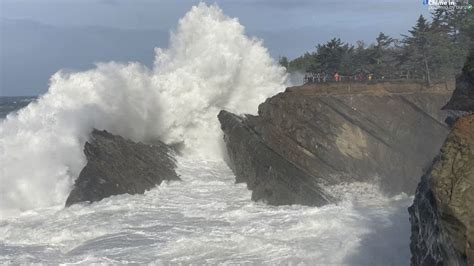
[
  {"x1": 288, "y1": 52, "x2": 315, "y2": 72},
  {"x1": 431, "y1": 5, "x2": 473, "y2": 76},
  {"x1": 278, "y1": 56, "x2": 289, "y2": 69},
  {"x1": 314, "y1": 38, "x2": 353, "y2": 74},
  {"x1": 373, "y1": 32, "x2": 397, "y2": 78},
  {"x1": 351, "y1": 40, "x2": 371, "y2": 74},
  {"x1": 286, "y1": 4, "x2": 473, "y2": 84},
  {"x1": 401, "y1": 15, "x2": 435, "y2": 84}
]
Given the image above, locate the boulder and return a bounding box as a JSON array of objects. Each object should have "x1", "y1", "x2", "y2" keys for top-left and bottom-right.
[{"x1": 65, "y1": 129, "x2": 179, "y2": 206}]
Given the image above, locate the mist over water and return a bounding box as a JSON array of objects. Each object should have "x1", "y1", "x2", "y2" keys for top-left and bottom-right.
[{"x1": 0, "y1": 4, "x2": 286, "y2": 216}]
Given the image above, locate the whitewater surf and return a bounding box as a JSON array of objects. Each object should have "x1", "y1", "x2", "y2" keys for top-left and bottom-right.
[
  {"x1": 0, "y1": 156, "x2": 412, "y2": 264},
  {"x1": 1, "y1": 3, "x2": 412, "y2": 264},
  {"x1": 0, "y1": 3, "x2": 286, "y2": 216}
]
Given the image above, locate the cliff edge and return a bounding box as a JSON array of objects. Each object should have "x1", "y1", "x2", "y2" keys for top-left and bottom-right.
[{"x1": 219, "y1": 82, "x2": 453, "y2": 206}]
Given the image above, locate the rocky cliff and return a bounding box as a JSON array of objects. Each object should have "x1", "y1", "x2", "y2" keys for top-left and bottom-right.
[
  {"x1": 66, "y1": 129, "x2": 179, "y2": 206},
  {"x1": 219, "y1": 82, "x2": 453, "y2": 206},
  {"x1": 444, "y1": 51, "x2": 474, "y2": 112},
  {"x1": 409, "y1": 115, "x2": 474, "y2": 265},
  {"x1": 409, "y1": 52, "x2": 474, "y2": 266}
]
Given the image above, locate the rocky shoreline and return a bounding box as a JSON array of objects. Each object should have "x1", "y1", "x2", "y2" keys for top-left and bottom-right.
[
  {"x1": 64, "y1": 53, "x2": 473, "y2": 265},
  {"x1": 219, "y1": 82, "x2": 453, "y2": 205},
  {"x1": 219, "y1": 64, "x2": 473, "y2": 264}
]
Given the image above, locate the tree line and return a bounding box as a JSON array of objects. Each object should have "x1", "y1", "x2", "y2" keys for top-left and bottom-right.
[{"x1": 280, "y1": 6, "x2": 474, "y2": 85}]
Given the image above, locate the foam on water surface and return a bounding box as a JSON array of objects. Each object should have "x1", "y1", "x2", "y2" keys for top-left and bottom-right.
[
  {"x1": 0, "y1": 157, "x2": 412, "y2": 264},
  {"x1": 0, "y1": 4, "x2": 413, "y2": 264},
  {"x1": 0, "y1": 3, "x2": 286, "y2": 216}
]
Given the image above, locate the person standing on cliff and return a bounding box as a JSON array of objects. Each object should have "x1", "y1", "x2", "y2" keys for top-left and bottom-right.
[{"x1": 304, "y1": 73, "x2": 310, "y2": 84}]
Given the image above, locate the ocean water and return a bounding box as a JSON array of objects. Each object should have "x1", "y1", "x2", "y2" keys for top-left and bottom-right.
[
  {"x1": 0, "y1": 97, "x2": 36, "y2": 119},
  {"x1": 0, "y1": 4, "x2": 413, "y2": 264},
  {"x1": 0, "y1": 4, "x2": 286, "y2": 216},
  {"x1": 0, "y1": 157, "x2": 412, "y2": 264}
]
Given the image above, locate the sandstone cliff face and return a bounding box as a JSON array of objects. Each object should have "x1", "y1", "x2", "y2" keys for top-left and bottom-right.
[
  {"x1": 66, "y1": 129, "x2": 179, "y2": 206},
  {"x1": 219, "y1": 82, "x2": 453, "y2": 205}
]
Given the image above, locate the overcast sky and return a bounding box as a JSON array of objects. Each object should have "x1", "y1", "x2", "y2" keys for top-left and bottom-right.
[
  {"x1": 1, "y1": 0, "x2": 430, "y2": 31},
  {"x1": 1, "y1": 0, "x2": 430, "y2": 96}
]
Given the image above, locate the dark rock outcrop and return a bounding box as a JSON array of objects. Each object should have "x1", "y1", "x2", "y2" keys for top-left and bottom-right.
[
  {"x1": 219, "y1": 82, "x2": 453, "y2": 205},
  {"x1": 65, "y1": 129, "x2": 179, "y2": 206},
  {"x1": 409, "y1": 115, "x2": 474, "y2": 265},
  {"x1": 219, "y1": 110, "x2": 334, "y2": 206},
  {"x1": 409, "y1": 51, "x2": 474, "y2": 266},
  {"x1": 444, "y1": 51, "x2": 474, "y2": 112}
]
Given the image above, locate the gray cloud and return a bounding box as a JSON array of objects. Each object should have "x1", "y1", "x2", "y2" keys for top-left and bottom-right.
[
  {"x1": 99, "y1": 0, "x2": 120, "y2": 6},
  {"x1": 1, "y1": 0, "x2": 430, "y2": 95}
]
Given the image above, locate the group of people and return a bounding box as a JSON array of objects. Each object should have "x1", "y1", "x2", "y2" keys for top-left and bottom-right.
[
  {"x1": 304, "y1": 72, "x2": 329, "y2": 83},
  {"x1": 304, "y1": 72, "x2": 377, "y2": 84}
]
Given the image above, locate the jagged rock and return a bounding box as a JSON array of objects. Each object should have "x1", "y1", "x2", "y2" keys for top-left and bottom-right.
[
  {"x1": 408, "y1": 115, "x2": 474, "y2": 265},
  {"x1": 409, "y1": 51, "x2": 474, "y2": 266},
  {"x1": 219, "y1": 110, "x2": 334, "y2": 206},
  {"x1": 444, "y1": 50, "x2": 474, "y2": 112},
  {"x1": 65, "y1": 129, "x2": 179, "y2": 206},
  {"x1": 219, "y1": 82, "x2": 453, "y2": 205}
]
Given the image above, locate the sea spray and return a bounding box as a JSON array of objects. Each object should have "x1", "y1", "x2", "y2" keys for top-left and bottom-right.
[
  {"x1": 0, "y1": 3, "x2": 287, "y2": 216},
  {"x1": 0, "y1": 158, "x2": 412, "y2": 264}
]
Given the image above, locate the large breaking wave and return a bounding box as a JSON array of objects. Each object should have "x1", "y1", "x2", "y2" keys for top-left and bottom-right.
[{"x1": 0, "y1": 4, "x2": 287, "y2": 216}]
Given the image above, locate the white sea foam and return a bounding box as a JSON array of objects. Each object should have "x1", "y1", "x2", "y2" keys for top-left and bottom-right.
[
  {"x1": 0, "y1": 157, "x2": 412, "y2": 264},
  {"x1": 0, "y1": 5, "x2": 413, "y2": 264},
  {"x1": 0, "y1": 3, "x2": 286, "y2": 216}
]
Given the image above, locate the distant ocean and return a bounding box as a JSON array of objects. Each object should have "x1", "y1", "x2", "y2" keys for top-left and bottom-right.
[{"x1": 0, "y1": 96, "x2": 36, "y2": 119}]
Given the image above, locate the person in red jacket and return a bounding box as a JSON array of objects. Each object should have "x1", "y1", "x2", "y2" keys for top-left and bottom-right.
[{"x1": 334, "y1": 72, "x2": 340, "y2": 82}]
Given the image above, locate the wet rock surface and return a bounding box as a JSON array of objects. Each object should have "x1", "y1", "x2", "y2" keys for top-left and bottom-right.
[
  {"x1": 66, "y1": 129, "x2": 179, "y2": 206},
  {"x1": 409, "y1": 115, "x2": 474, "y2": 266},
  {"x1": 219, "y1": 110, "x2": 334, "y2": 206},
  {"x1": 219, "y1": 82, "x2": 453, "y2": 206},
  {"x1": 409, "y1": 51, "x2": 474, "y2": 266}
]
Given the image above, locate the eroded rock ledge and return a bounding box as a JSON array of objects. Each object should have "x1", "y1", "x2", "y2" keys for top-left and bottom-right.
[
  {"x1": 65, "y1": 129, "x2": 179, "y2": 206},
  {"x1": 219, "y1": 82, "x2": 453, "y2": 206}
]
